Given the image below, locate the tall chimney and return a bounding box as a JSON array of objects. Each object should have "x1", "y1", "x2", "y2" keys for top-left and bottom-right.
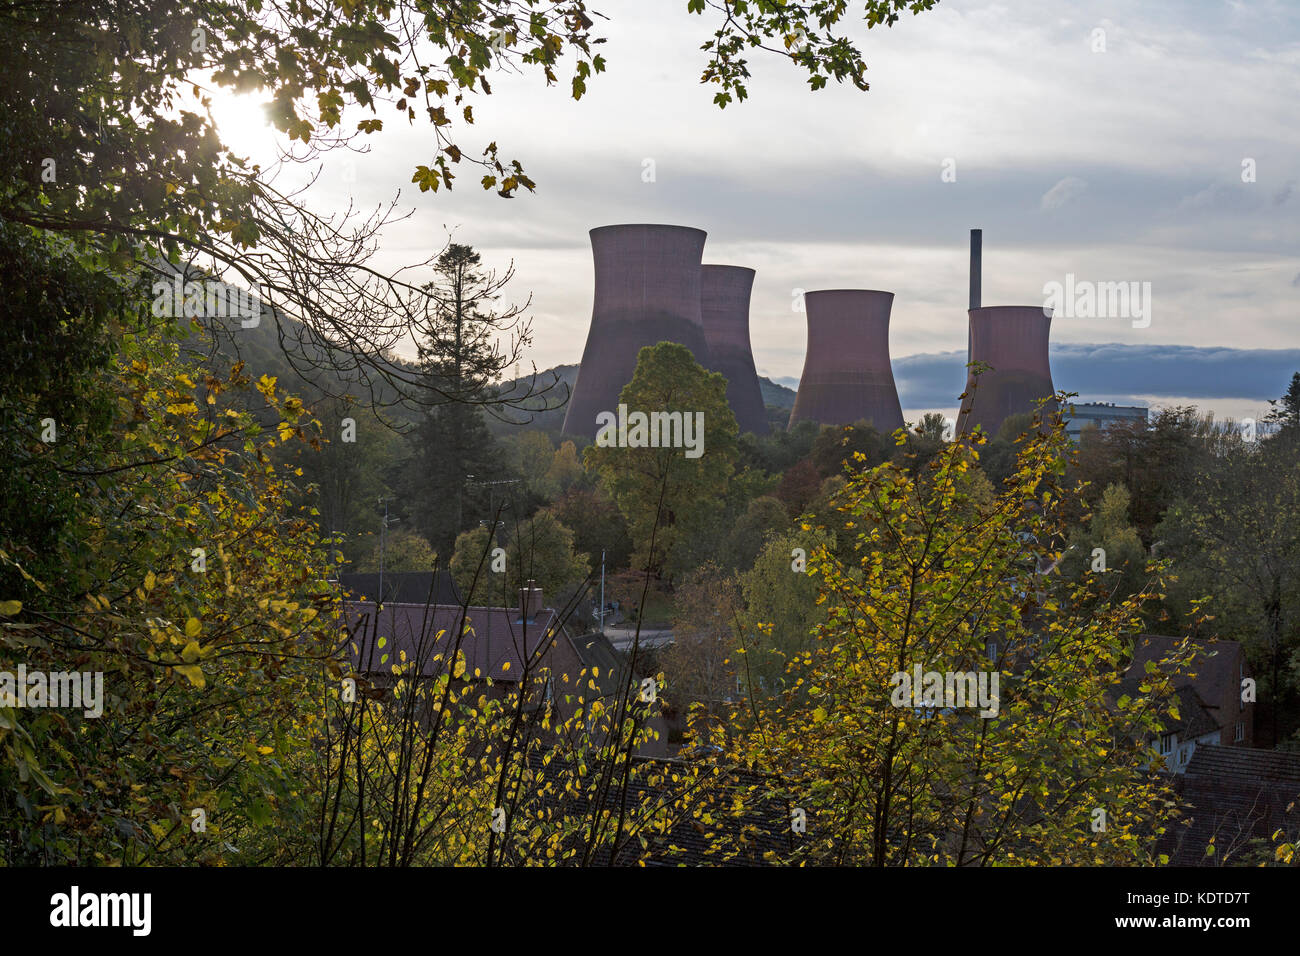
[
  {"x1": 968, "y1": 229, "x2": 982, "y2": 365},
  {"x1": 787, "y1": 290, "x2": 904, "y2": 432},
  {"x1": 562, "y1": 224, "x2": 712, "y2": 439},
  {"x1": 519, "y1": 580, "x2": 542, "y2": 622}
]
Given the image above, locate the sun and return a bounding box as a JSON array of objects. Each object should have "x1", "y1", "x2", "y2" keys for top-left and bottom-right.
[{"x1": 197, "y1": 82, "x2": 276, "y2": 162}]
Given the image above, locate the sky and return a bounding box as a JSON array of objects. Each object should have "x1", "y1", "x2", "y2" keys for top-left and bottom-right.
[{"x1": 210, "y1": 0, "x2": 1300, "y2": 424}]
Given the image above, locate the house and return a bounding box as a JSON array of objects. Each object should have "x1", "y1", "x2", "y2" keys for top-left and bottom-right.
[
  {"x1": 345, "y1": 581, "x2": 560, "y2": 703},
  {"x1": 1125, "y1": 634, "x2": 1254, "y2": 772},
  {"x1": 1161, "y1": 745, "x2": 1300, "y2": 865},
  {"x1": 342, "y1": 578, "x2": 668, "y2": 754}
]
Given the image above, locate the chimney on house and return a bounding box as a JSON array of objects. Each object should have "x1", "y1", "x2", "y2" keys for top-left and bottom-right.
[{"x1": 519, "y1": 580, "x2": 543, "y2": 622}]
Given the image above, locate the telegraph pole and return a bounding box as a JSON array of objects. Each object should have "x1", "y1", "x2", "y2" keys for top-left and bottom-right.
[
  {"x1": 599, "y1": 549, "x2": 606, "y2": 634},
  {"x1": 378, "y1": 496, "x2": 397, "y2": 608}
]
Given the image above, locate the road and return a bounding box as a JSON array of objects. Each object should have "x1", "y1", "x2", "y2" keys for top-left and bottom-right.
[{"x1": 603, "y1": 625, "x2": 674, "y2": 650}]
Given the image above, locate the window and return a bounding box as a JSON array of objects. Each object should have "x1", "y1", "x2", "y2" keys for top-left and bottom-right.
[
  {"x1": 1235, "y1": 721, "x2": 1245, "y2": 743},
  {"x1": 1158, "y1": 733, "x2": 1174, "y2": 755}
]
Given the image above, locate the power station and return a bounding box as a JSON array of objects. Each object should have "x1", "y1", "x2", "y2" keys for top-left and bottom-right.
[
  {"x1": 700, "y1": 264, "x2": 769, "y2": 435},
  {"x1": 787, "y1": 289, "x2": 904, "y2": 432},
  {"x1": 561, "y1": 224, "x2": 1060, "y2": 444}
]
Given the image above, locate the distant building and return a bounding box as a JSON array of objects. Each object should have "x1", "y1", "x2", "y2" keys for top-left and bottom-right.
[
  {"x1": 1063, "y1": 401, "x2": 1147, "y2": 441},
  {"x1": 341, "y1": 577, "x2": 668, "y2": 754}
]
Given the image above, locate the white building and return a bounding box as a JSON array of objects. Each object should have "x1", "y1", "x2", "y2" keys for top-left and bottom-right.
[{"x1": 1063, "y1": 401, "x2": 1148, "y2": 442}]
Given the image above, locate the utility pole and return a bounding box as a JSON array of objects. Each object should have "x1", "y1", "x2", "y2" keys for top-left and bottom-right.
[
  {"x1": 378, "y1": 496, "x2": 398, "y2": 608},
  {"x1": 465, "y1": 476, "x2": 520, "y2": 542},
  {"x1": 599, "y1": 549, "x2": 606, "y2": 635}
]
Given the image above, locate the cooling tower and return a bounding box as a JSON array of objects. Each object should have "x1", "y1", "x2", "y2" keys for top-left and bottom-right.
[
  {"x1": 700, "y1": 265, "x2": 769, "y2": 435},
  {"x1": 956, "y1": 306, "x2": 1057, "y2": 438},
  {"x1": 562, "y1": 224, "x2": 712, "y2": 438},
  {"x1": 787, "y1": 290, "x2": 904, "y2": 432}
]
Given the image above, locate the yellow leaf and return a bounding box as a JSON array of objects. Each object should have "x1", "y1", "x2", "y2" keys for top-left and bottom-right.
[
  {"x1": 173, "y1": 664, "x2": 205, "y2": 688},
  {"x1": 144, "y1": 571, "x2": 156, "y2": 592},
  {"x1": 181, "y1": 640, "x2": 201, "y2": 663},
  {"x1": 0, "y1": 600, "x2": 21, "y2": 616},
  {"x1": 185, "y1": 617, "x2": 201, "y2": 638}
]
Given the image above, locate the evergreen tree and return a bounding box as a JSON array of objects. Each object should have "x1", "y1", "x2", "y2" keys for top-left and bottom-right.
[{"x1": 401, "y1": 244, "x2": 526, "y2": 554}]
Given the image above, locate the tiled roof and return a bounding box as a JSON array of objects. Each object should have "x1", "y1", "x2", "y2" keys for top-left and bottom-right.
[
  {"x1": 345, "y1": 601, "x2": 559, "y2": 683},
  {"x1": 1128, "y1": 634, "x2": 1240, "y2": 709},
  {"x1": 1162, "y1": 746, "x2": 1300, "y2": 865},
  {"x1": 1185, "y1": 744, "x2": 1300, "y2": 784},
  {"x1": 561, "y1": 629, "x2": 631, "y2": 693},
  {"x1": 1170, "y1": 685, "x2": 1220, "y2": 739}
]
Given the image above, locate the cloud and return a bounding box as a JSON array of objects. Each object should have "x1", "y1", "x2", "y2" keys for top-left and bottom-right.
[
  {"x1": 1040, "y1": 177, "x2": 1088, "y2": 210},
  {"x1": 892, "y1": 343, "x2": 1300, "y2": 409},
  {"x1": 226, "y1": 0, "x2": 1300, "y2": 381}
]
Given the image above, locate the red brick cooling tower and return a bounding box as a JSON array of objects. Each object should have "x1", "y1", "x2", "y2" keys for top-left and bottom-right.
[
  {"x1": 563, "y1": 224, "x2": 712, "y2": 439},
  {"x1": 787, "y1": 289, "x2": 904, "y2": 432},
  {"x1": 700, "y1": 265, "x2": 769, "y2": 435},
  {"x1": 956, "y1": 305, "x2": 1057, "y2": 438}
]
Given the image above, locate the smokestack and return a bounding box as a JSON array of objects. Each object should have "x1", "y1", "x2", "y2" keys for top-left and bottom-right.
[
  {"x1": 562, "y1": 224, "x2": 712, "y2": 439},
  {"x1": 956, "y1": 305, "x2": 1057, "y2": 439},
  {"x1": 700, "y1": 265, "x2": 769, "y2": 435},
  {"x1": 968, "y1": 229, "x2": 981, "y2": 366},
  {"x1": 788, "y1": 290, "x2": 904, "y2": 432}
]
